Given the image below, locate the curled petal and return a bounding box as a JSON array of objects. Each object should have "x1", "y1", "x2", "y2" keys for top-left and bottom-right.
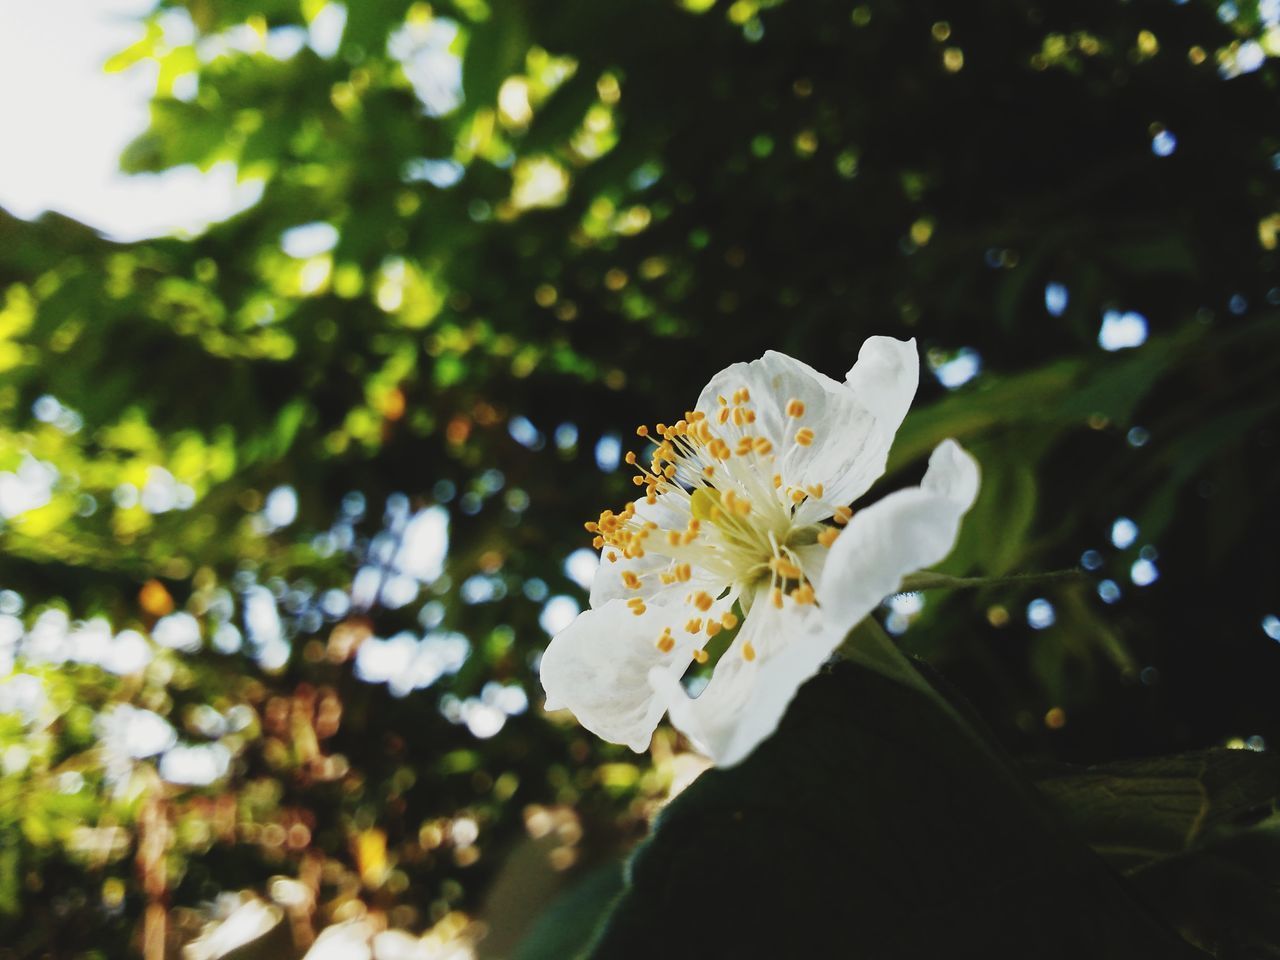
[
  {"x1": 694, "y1": 343, "x2": 919, "y2": 524},
  {"x1": 540, "y1": 589, "x2": 728, "y2": 752},
  {"x1": 817, "y1": 439, "x2": 980, "y2": 638},
  {"x1": 653, "y1": 592, "x2": 843, "y2": 767}
]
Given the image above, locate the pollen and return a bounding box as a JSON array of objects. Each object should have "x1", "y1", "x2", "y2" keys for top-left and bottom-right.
[
  {"x1": 692, "y1": 647, "x2": 709, "y2": 664},
  {"x1": 685, "y1": 618, "x2": 703, "y2": 634},
  {"x1": 817, "y1": 527, "x2": 840, "y2": 547},
  {"x1": 795, "y1": 427, "x2": 815, "y2": 447},
  {"x1": 742, "y1": 641, "x2": 757, "y2": 662},
  {"x1": 833, "y1": 505, "x2": 853, "y2": 525},
  {"x1": 791, "y1": 583, "x2": 816, "y2": 604},
  {"x1": 786, "y1": 398, "x2": 806, "y2": 418},
  {"x1": 627, "y1": 598, "x2": 647, "y2": 616},
  {"x1": 693, "y1": 591, "x2": 714, "y2": 612},
  {"x1": 771, "y1": 587, "x2": 784, "y2": 608},
  {"x1": 754, "y1": 437, "x2": 773, "y2": 455},
  {"x1": 721, "y1": 612, "x2": 739, "y2": 630},
  {"x1": 706, "y1": 620, "x2": 723, "y2": 637},
  {"x1": 657, "y1": 629, "x2": 675, "y2": 653},
  {"x1": 770, "y1": 557, "x2": 803, "y2": 579},
  {"x1": 806, "y1": 483, "x2": 824, "y2": 498},
  {"x1": 622, "y1": 571, "x2": 642, "y2": 590},
  {"x1": 636, "y1": 425, "x2": 649, "y2": 438},
  {"x1": 675, "y1": 562, "x2": 693, "y2": 582}
]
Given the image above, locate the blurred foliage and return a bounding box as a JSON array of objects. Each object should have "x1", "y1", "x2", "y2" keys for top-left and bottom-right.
[{"x1": 1, "y1": 0, "x2": 1279, "y2": 954}]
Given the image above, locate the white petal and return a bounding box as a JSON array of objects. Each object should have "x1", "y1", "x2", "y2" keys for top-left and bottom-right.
[
  {"x1": 817, "y1": 439, "x2": 980, "y2": 637},
  {"x1": 588, "y1": 494, "x2": 718, "y2": 608},
  {"x1": 694, "y1": 342, "x2": 919, "y2": 524},
  {"x1": 539, "y1": 589, "x2": 702, "y2": 753},
  {"x1": 844, "y1": 335, "x2": 919, "y2": 430},
  {"x1": 654, "y1": 591, "x2": 843, "y2": 767}
]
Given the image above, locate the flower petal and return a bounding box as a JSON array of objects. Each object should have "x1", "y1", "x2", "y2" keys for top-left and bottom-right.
[
  {"x1": 654, "y1": 590, "x2": 843, "y2": 767},
  {"x1": 693, "y1": 342, "x2": 919, "y2": 525},
  {"x1": 817, "y1": 439, "x2": 980, "y2": 637},
  {"x1": 539, "y1": 589, "x2": 709, "y2": 752},
  {"x1": 588, "y1": 494, "x2": 720, "y2": 608}
]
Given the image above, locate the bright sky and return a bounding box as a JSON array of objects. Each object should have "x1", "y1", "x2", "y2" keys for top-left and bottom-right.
[{"x1": 0, "y1": 0, "x2": 258, "y2": 241}]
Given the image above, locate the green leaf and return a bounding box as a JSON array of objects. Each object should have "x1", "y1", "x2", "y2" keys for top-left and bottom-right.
[
  {"x1": 1031, "y1": 750, "x2": 1280, "y2": 872},
  {"x1": 512, "y1": 861, "x2": 624, "y2": 960},
  {"x1": 589, "y1": 661, "x2": 1207, "y2": 957}
]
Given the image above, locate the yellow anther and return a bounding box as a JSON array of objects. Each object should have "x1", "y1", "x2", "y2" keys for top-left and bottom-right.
[
  {"x1": 657, "y1": 631, "x2": 675, "y2": 653},
  {"x1": 687, "y1": 518, "x2": 701, "y2": 532},
  {"x1": 771, "y1": 588, "x2": 784, "y2": 608},
  {"x1": 732, "y1": 407, "x2": 746, "y2": 426},
  {"x1": 693, "y1": 591, "x2": 713, "y2": 612},
  {"x1": 703, "y1": 465, "x2": 716, "y2": 478},
  {"x1": 625, "y1": 451, "x2": 637, "y2": 465},
  {"x1": 786, "y1": 398, "x2": 806, "y2": 418},
  {"x1": 754, "y1": 437, "x2": 773, "y2": 455},
  {"x1": 667, "y1": 531, "x2": 682, "y2": 546},
  {"x1": 708, "y1": 439, "x2": 731, "y2": 460},
  {"x1": 717, "y1": 395, "x2": 727, "y2": 406},
  {"x1": 622, "y1": 571, "x2": 642, "y2": 590},
  {"x1": 630, "y1": 602, "x2": 647, "y2": 616},
  {"x1": 592, "y1": 535, "x2": 605, "y2": 549},
  {"x1": 817, "y1": 527, "x2": 840, "y2": 547},
  {"x1": 656, "y1": 422, "x2": 668, "y2": 435},
  {"x1": 744, "y1": 409, "x2": 756, "y2": 423},
  {"x1": 770, "y1": 557, "x2": 803, "y2": 579},
  {"x1": 660, "y1": 573, "x2": 675, "y2": 585},
  {"x1": 773, "y1": 474, "x2": 782, "y2": 489},
  {"x1": 833, "y1": 505, "x2": 853, "y2": 525},
  {"x1": 721, "y1": 612, "x2": 739, "y2": 630},
  {"x1": 795, "y1": 427, "x2": 815, "y2": 446},
  {"x1": 691, "y1": 410, "x2": 706, "y2": 421},
  {"x1": 717, "y1": 407, "x2": 731, "y2": 425},
  {"x1": 706, "y1": 619, "x2": 722, "y2": 637},
  {"x1": 685, "y1": 618, "x2": 703, "y2": 634},
  {"x1": 585, "y1": 521, "x2": 599, "y2": 532},
  {"x1": 791, "y1": 583, "x2": 816, "y2": 605},
  {"x1": 692, "y1": 647, "x2": 709, "y2": 664},
  {"x1": 739, "y1": 387, "x2": 751, "y2": 402},
  {"x1": 636, "y1": 425, "x2": 649, "y2": 437},
  {"x1": 631, "y1": 475, "x2": 645, "y2": 487},
  {"x1": 806, "y1": 483, "x2": 824, "y2": 498},
  {"x1": 663, "y1": 464, "x2": 677, "y2": 479},
  {"x1": 675, "y1": 563, "x2": 693, "y2": 582},
  {"x1": 735, "y1": 436, "x2": 754, "y2": 456},
  {"x1": 790, "y1": 488, "x2": 806, "y2": 504},
  {"x1": 742, "y1": 641, "x2": 757, "y2": 662},
  {"x1": 674, "y1": 419, "x2": 688, "y2": 433}
]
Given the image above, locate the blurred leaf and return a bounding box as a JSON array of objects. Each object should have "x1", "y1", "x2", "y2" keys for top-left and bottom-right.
[{"x1": 589, "y1": 661, "x2": 1206, "y2": 957}]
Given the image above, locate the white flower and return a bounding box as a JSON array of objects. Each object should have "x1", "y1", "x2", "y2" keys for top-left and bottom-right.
[{"x1": 538, "y1": 338, "x2": 979, "y2": 767}]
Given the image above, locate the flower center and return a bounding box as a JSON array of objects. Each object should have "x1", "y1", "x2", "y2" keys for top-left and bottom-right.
[{"x1": 584, "y1": 388, "x2": 851, "y2": 656}]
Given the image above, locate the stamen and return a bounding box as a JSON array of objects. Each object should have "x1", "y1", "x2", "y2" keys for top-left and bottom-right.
[
  {"x1": 622, "y1": 571, "x2": 642, "y2": 590},
  {"x1": 817, "y1": 528, "x2": 840, "y2": 547},
  {"x1": 795, "y1": 427, "x2": 815, "y2": 447},
  {"x1": 685, "y1": 618, "x2": 703, "y2": 634},
  {"x1": 721, "y1": 612, "x2": 739, "y2": 630},
  {"x1": 692, "y1": 648, "x2": 709, "y2": 664},
  {"x1": 657, "y1": 629, "x2": 675, "y2": 653},
  {"x1": 833, "y1": 505, "x2": 852, "y2": 525},
  {"x1": 742, "y1": 641, "x2": 757, "y2": 661},
  {"x1": 786, "y1": 398, "x2": 806, "y2": 418}
]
